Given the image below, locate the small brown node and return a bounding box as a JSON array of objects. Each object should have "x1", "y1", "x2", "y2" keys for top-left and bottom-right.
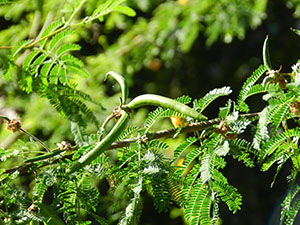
[
  {"x1": 57, "y1": 141, "x2": 72, "y2": 150},
  {"x1": 6, "y1": 119, "x2": 21, "y2": 133},
  {"x1": 216, "y1": 121, "x2": 237, "y2": 140},
  {"x1": 27, "y1": 204, "x2": 37, "y2": 212}
]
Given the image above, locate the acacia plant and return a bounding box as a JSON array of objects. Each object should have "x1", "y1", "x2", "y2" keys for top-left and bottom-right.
[{"x1": 1, "y1": 0, "x2": 300, "y2": 225}]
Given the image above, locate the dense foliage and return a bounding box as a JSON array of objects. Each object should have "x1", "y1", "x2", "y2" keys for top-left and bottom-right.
[{"x1": 1, "y1": 0, "x2": 300, "y2": 224}]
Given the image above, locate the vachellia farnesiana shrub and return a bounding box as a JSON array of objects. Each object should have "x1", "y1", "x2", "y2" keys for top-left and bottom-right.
[{"x1": 1, "y1": 0, "x2": 300, "y2": 224}]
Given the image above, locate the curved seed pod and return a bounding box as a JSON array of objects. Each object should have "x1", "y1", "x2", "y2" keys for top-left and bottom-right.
[
  {"x1": 123, "y1": 94, "x2": 207, "y2": 121},
  {"x1": 263, "y1": 35, "x2": 272, "y2": 71},
  {"x1": 105, "y1": 71, "x2": 129, "y2": 104},
  {"x1": 67, "y1": 110, "x2": 129, "y2": 173},
  {"x1": 24, "y1": 150, "x2": 65, "y2": 163}
]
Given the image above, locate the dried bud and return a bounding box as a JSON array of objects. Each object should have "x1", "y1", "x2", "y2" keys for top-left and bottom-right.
[
  {"x1": 27, "y1": 204, "x2": 37, "y2": 212},
  {"x1": 224, "y1": 133, "x2": 238, "y2": 140},
  {"x1": 272, "y1": 75, "x2": 287, "y2": 89},
  {"x1": 6, "y1": 119, "x2": 21, "y2": 133},
  {"x1": 112, "y1": 107, "x2": 122, "y2": 119},
  {"x1": 57, "y1": 141, "x2": 72, "y2": 150},
  {"x1": 216, "y1": 121, "x2": 229, "y2": 135}
]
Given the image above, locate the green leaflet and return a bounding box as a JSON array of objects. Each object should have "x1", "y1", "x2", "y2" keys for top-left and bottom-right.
[
  {"x1": 88, "y1": 0, "x2": 135, "y2": 23},
  {"x1": 237, "y1": 65, "x2": 266, "y2": 112},
  {"x1": 280, "y1": 185, "x2": 300, "y2": 225},
  {"x1": 194, "y1": 86, "x2": 232, "y2": 113},
  {"x1": 39, "y1": 20, "x2": 63, "y2": 48},
  {"x1": 10, "y1": 39, "x2": 32, "y2": 57},
  {"x1": 212, "y1": 170, "x2": 242, "y2": 213},
  {"x1": 184, "y1": 183, "x2": 212, "y2": 225},
  {"x1": 259, "y1": 128, "x2": 300, "y2": 164},
  {"x1": 173, "y1": 136, "x2": 198, "y2": 159},
  {"x1": 119, "y1": 176, "x2": 143, "y2": 225}
]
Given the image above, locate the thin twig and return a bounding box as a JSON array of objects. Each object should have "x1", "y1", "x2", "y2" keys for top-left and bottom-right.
[
  {"x1": 2, "y1": 112, "x2": 260, "y2": 175},
  {"x1": 99, "y1": 113, "x2": 115, "y2": 141},
  {"x1": 19, "y1": 128, "x2": 51, "y2": 153}
]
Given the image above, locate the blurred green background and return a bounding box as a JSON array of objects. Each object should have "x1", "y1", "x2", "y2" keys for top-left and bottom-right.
[{"x1": 1, "y1": 0, "x2": 300, "y2": 224}]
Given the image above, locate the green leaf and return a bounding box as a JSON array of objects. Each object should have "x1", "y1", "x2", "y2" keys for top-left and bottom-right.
[
  {"x1": 10, "y1": 39, "x2": 32, "y2": 57},
  {"x1": 212, "y1": 170, "x2": 242, "y2": 213},
  {"x1": 112, "y1": 5, "x2": 136, "y2": 17},
  {"x1": 119, "y1": 176, "x2": 143, "y2": 225},
  {"x1": 185, "y1": 184, "x2": 212, "y2": 225},
  {"x1": 56, "y1": 43, "x2": 81, "y2": 57},
  {"x1": 253, "y1": 106, "x2": 271, "y2": 150},
  {"x1": 280, "y1": 185, "x2": 300, "y2": 225},
  {"x1": 291, "y1": 28, "x2": 300, "y2": 36},
  {"x1": 215, "y1": 140, "x2": 230, "y2": 156},
  {"x1": 237, "y1": 65, "x2": 266, "y2": 112},
  {"x1": 23, "y1": 50, "x2": 40, "y2": 70},
  {"x1": 39, "y1": 20, "x2": 63, "y2": 47},
  {"x1": 48, "y1": 30, "x2": 74, "y2": 51},
  {"x1": 194, "y1": 86, "x2": 232, "y2": 113},
  {"x1": 173, "y1": 136, "x2": 198, "y2": 159},
  {"x1": 259, "y1": 128, "x2": 300, "y2": 164}
]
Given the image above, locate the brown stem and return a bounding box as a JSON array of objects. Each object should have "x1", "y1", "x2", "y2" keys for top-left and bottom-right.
[{"x1": 2, "y1": 112, "x2": 260, "y2": 175}]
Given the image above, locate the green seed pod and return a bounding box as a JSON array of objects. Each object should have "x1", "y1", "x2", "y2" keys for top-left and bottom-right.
[
  {"x1": 24, "y1": 150, "x2": 65, "y2": 163},
  {"x1": 263, "y1": 35, "x2": 272, "y2": 71},
  {"x1": 67, "y1": 110, "x2": 129, "y2": 173},
  {"x1": 105, "y1": 71, "x2": 129, "y2": 104},
  {"x1": 123, "y1": 94, "x2": 207, "y2": 121}
]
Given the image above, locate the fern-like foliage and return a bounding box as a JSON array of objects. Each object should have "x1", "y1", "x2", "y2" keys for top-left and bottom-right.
[
  {"x1": 171, "y1": 131, "x2": 243, "y2": 224},
  {"x1": 229, "y1": 138, "x2": 256, "y2": 167},
  {"x1": 21, "y1": 23, "x2": 87, "y2": 91},
  {"x1": 253, "y1": 95, "x2": 292, "y2": 151},
  {"x1": 280, "y1": 185, "x2": 300, "y2": 225},
  {"x1": 151, "y1": 172, "x2": 171, "y2": 213},
  {"x1": 173, "y1": 136, "x2": 198, "y2": 159},
  {"x1": 33, "y1": 176, "x2": 48, "y2": 204},
  {"x1": 71, "y1": 122, "x2": 89, "y2": 146},
  {"x1": 237, "y1": 65, "x2": 266, "y2": 112},
  {"x1": 3, "y1": 16, "x2": 104, "y2": 126},
  {"x1": 119, "y1": 176, "x2": 143, "y2": 225},
  {"x1": 168, "y1": 173, "x2": 185, "y2": 207},
  {"x1": 211, "y1": 170, "x2": 242, "y2": 213},
  {"x1": 88, "y1": 0, "x2": 136, "y2": 23},
  {"x1": 200, "y1": 148, "x2": 227, "y2": 184},
  {"x1": 194, "y1": 86, "x2": 232, "y2": 113},
  {"x1": 39, "y1": 84, "x2": 99, "y2": 126},
  {"x1": 184, "y1": 183, "x2": 213, "y2": 225},
  {"x1": 4, "y1": 39, "x2": 33, "y2": 81},
  {"x1": 259, "y1": 128, "x2": 300, "y2": 166},
  {"x1": 117, "y1": 125, "x2": 139, "y2": 141}
]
